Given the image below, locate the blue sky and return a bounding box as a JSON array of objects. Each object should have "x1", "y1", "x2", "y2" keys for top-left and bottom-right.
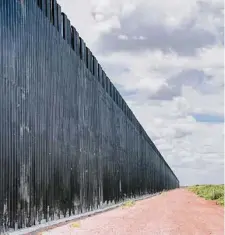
[
  {"x1": 192, "y1": 113, "x2": 224, "y2": 123},
  {"x1": 58, "y1": 0, "x2": 224, "y2": 186}
]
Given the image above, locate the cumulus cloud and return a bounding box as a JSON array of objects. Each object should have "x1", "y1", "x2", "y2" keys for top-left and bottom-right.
[
  {"x1": 118, "y1": 34, "x2": 128, "y2": 40},
  {"x1": 95, "y1": 0, "x2": 224, "y2": 56},
  {"x1": 57, "y1": 0, "x2": 224, "y2": 186}
]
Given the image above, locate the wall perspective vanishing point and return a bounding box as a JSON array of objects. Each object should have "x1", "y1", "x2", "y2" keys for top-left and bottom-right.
[{"x1": 0, "y1": 0, "x2": 179, "y2": 233}]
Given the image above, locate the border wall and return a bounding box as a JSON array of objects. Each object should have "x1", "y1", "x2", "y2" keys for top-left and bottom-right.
[{"x1": 0, "y1": 0, "x2": 179, "y2": 233}]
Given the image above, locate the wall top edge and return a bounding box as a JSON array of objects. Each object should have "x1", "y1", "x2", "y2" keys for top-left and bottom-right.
[{"x1": 33, "y1": 0, "x2": 178, "y2": 181}]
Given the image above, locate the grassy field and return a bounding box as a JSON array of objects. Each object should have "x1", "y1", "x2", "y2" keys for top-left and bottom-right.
[{"x1": 188, "y1": 184, "x2": 224, "y2": 206}]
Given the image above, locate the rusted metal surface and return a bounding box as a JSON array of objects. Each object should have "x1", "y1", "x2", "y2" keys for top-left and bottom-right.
[{"x1": 0, "y1": 0, "x2": 179, "y2": 233}]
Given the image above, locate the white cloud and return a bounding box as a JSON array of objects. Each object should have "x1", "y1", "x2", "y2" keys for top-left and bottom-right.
[
  {"x1": 118, "y1": 34, "x2": 128, "y2": 40},
  {"x1": 94, "y1": 13, "x2": 105, "y2": 22},
  {"x1": 132, "y1": 36, "x2": 146, "y2": 40},
  {"x1": 183, "y1": 86, "x2": 224, "y2": 115},
  {"x1": 91, "y1": 0, "x2": 199, "y2": 27},
  {"x1": 57, "y1": 0, "x2": 98, "y2": 48},
  {"x1": 95, "y1": 15, "x2": 121, "y2": 33},
  {"x1": 58, "y1": 0, "x2": 224, "y2": 186}
]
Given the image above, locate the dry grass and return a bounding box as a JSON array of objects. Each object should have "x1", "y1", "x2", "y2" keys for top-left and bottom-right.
[
  {"x1": 69, "y1": 221, "x2": 81, "y2": 228},
  {"x1": 39, "y1": 232, "x2": 51, "y2": 235},
  {"x1": 122, "y1": 200, "x2": 135, "y2": 208},
  {"x1": 160, "y1": 189, "x2": 167, "y2": 196}
]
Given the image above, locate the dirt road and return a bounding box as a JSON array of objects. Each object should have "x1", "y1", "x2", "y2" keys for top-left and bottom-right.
[{"x1": 39, "y1": 189, "x2": 224, "y2": 235}]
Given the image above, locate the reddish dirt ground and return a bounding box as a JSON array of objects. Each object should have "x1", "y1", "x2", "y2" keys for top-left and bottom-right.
[{"x1": 38, "y1": 189, "x2": 224, "y2": 235}]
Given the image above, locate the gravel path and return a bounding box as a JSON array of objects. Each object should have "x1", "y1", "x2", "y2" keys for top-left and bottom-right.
[{"x1": 38, "y1": 189, "x2": 224, "y2": 235}]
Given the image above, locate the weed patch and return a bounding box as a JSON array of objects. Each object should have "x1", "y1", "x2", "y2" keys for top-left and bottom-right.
[
  {"x1": 70, "y1": 221, "x2": 81, "y2": 228},
  {"x1": 188, "y1": 184, "x2": 224, "y2": 206},
  {"x1": 122, "y1": 200, "x2": 135, "y2": 208}
]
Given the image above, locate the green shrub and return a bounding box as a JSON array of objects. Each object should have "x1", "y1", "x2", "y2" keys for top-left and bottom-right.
[
  {"x1": 188, "y1": 184, "x2": 224, "y2": 206},
  {"x1": 216, "y1": 196, "x2": 224, "y2": 206}
]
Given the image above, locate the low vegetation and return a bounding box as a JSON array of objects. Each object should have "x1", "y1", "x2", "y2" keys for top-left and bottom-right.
[
  {"x1": 160, "y1": 189, "x2": 167, "y2": 195},
  {"x1": 122, "y1": 200, "x2": 135, "y2": 208},
  {"x1": 188, "y1": 184, "x2": 224, "y2": 206},
  {"x1": 70, "y1": 221, "x2": 81, "y2": 228}
]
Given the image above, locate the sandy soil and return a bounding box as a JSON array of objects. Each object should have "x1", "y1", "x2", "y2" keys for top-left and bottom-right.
[{"x1": 35, "y1": 189, "x2": 224, "y2": 235}]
